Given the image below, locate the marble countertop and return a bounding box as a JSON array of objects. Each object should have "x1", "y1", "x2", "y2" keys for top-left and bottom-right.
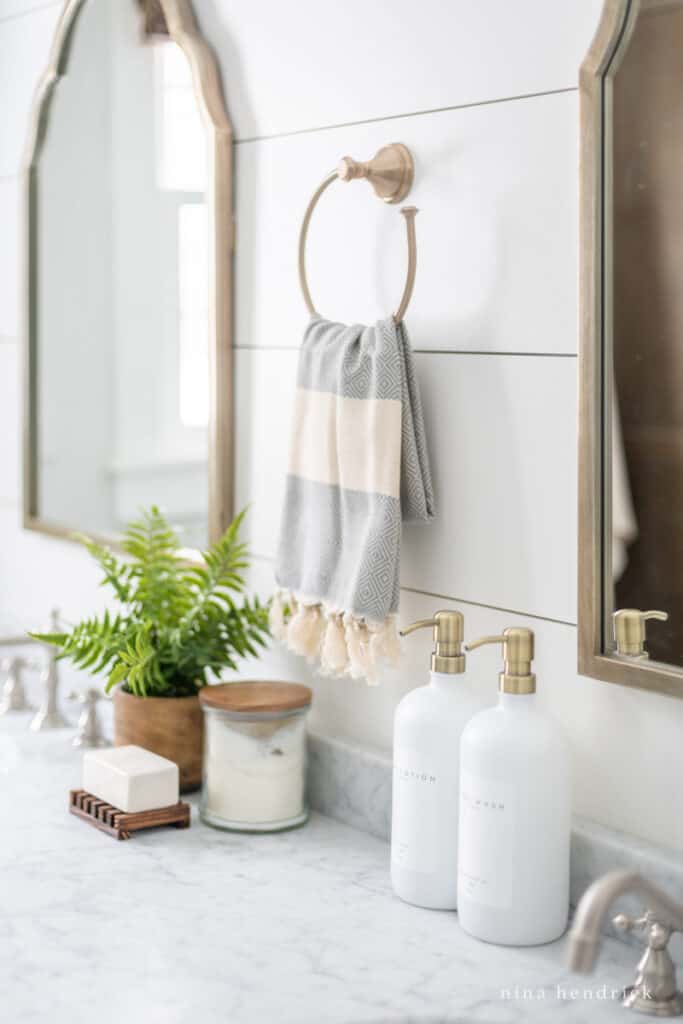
[{"x1": 0, "y1": 717, "x2": 638, "y2": 1024}]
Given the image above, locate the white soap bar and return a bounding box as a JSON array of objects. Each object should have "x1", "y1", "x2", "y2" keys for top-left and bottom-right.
[{"x1": 82, "y1": 745, "x2": 179, "y2": 813}]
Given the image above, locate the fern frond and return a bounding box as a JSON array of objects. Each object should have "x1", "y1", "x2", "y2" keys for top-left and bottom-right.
[
  {"x1": 123, "y1": 507, "x2": 192, "y2": 627},
  {"x1": 32, "y1": 612, "x2": 131, "y2": 677},
  {"x1": 171, "y1": 593, "x2": 270, "y2": 682},
  {"x1": 112, "y1": 623, "x2": 165, "y2": 697},
  {"x1": 38, "y1": 506, "x2": 270, "y2": 698},
  {"x1": 73, "y1": 534, "x2": 132, "y2": 605},
  {"x1": 28, "y1": 631, "x2": 68, "y2": 648},
  {"x1": 179, "y1": 508, "x2": 250, "y2": 633}
]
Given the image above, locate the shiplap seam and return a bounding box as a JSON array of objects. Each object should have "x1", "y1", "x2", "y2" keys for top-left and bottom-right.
[
  {"x1": 248, "y1": 552, "x2": 576, "y2": 628},
  {"x1": 235, "y1": 346, "x2": 578, "y2": 358},
  {"x1": 234, "y1": 86, "x2": 578, "y2": 145}
]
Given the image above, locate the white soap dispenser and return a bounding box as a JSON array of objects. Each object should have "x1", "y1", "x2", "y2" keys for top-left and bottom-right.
[
  {"x1": 391, "y1": 610, "x2": 481, "y2": 910},
  {"x1": 457, "y1": 628, "x2": 571, "y2": 945}
]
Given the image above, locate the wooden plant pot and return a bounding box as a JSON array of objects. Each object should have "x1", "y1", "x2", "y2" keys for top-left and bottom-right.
[{"x1": 112, "y1": 688, "x2": 204, "y2": 793}]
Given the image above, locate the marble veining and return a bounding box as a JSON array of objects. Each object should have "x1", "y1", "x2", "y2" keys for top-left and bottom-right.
[
  {"x1": 0, "y1": 717, "x2": 645, "y2": 1024},
  {"x1": 308, "y1": 732, "x2": 392, "y2": 841},
  {"x1": 309, "y1": 733, "x2": 683, "y2": 967}
]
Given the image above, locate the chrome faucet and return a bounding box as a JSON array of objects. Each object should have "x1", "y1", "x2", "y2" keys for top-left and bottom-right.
[
  {"x1": 569, "y1": 869, "x2": 683, "y2": 1016},
  {"x1": 30, "y1": 610, "x2": 68, "y2": 731},
  {"x1": 0, "y1": 611, "x2": 69, "y2": 729}
]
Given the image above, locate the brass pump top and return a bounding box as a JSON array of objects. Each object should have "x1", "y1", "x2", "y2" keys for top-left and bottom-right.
[
  {"x1": 465, "y1": 626, "x2": 536, "y2": 695},
  {"x1": 400, "y1": 610, "x2": 465, "y2": 674},
  {"x1": 613, "y1": 609, "x2": 668, "y2": 660}
]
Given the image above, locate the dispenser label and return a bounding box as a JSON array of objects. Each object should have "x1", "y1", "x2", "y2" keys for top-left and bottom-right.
[
  {"x1": 458, "y1": 773, "x2": 516, "y2": 908},
  {"x1": 391, "y1": 748, "x2": 456, "y2": 874}
]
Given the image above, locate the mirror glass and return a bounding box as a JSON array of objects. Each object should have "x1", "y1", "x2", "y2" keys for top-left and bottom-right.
[
  {"x1": 31, "y1": 0, "x2": 210, "y2": 547},
  {"x1": 605, "y1": 0, "x2": 683, "y2": 666}
]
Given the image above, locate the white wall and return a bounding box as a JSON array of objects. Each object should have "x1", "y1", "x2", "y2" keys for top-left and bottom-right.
[{"x1": 2, "y1": 0, "x2": 683, "y2": 853}]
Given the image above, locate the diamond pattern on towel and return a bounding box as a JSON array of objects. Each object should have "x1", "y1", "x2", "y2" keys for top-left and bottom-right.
[{"x1": 274, "y1": 315, "x2": 434, "y2": 680}]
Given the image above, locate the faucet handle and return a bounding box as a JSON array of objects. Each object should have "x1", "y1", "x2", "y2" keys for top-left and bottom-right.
[
  {"x1": 70, "y1": 686, "x2": 109, "y2": 748},
  {"x1": 0, "y1": 656, "x2": 35, "y2": 714},
  {"x1": 612, "y1": 909, "x2": 683, "y2": 1012},
  {"x1": 613, "y1": 910, "x2": 652, "y2": 934},
  {"x1": 614, "y1": 908, "x2": 681, "y2": 941}
]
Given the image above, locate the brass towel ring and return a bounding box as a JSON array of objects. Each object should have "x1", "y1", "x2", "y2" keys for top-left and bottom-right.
[{"x1": 298, "y1": 143, "x2": 418, "y2": 325}]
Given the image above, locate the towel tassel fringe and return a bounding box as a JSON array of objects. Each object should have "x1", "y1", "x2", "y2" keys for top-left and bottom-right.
[{"x1": 272, "y1": 593, "x2": 399, "y2": 685}]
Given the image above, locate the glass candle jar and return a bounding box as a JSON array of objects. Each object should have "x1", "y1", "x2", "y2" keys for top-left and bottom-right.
[{"x1": 199, "y1": 681, "x2": 312, "y2": 832}]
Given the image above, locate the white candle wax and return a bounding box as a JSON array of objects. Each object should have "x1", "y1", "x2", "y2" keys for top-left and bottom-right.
[{"x1": 204, "y1": 715, "x2": 306, "y2": 826}]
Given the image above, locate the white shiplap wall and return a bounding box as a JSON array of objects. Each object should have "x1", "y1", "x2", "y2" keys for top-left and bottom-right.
[{"x1": 2, "y1": 0, "x2": 683, "y2": 853}]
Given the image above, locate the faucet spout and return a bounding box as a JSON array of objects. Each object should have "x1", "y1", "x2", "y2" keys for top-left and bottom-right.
[{"x1": 568, "y1": 869, "x2": 683, "y2": 974}]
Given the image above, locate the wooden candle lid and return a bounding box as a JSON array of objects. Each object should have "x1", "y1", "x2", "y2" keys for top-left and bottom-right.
[{"x1": 199, "y1": 681, "x2": 312, "y2": 716}]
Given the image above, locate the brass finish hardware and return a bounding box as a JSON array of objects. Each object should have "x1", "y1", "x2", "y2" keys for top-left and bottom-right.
[
  {"x1": 400, "y1": 610, "x2": 465, "y2": 675},
  {"x1": 395, "y1": 207, "x2": 418, "y2": 325},
  {"x1": 466, "y1": 627, "x2": 536, "y2": 695},
  {"x1": 613, "y1": 609, "x2": 669, "y2": 660},
  {"x1": 336, "y1": 143, "x2": 414, "y2": 204},
  {"x1": 298, "y1": 143, "x2": 418, "y2": 325}
]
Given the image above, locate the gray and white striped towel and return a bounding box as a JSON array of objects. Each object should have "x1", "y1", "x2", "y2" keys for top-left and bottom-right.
[{"x1": 270, "y1": 315, "x2": 435, "y2": 684}]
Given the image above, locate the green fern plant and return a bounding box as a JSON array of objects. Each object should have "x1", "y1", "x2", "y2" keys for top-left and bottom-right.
[{"x1": 30, "y1": 507, "x2": 270, "y2": 698}]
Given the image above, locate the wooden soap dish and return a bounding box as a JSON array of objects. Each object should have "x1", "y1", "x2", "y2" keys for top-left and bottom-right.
[{"x1": 69, "y1": 789, "x2": 191, "y2": 840}]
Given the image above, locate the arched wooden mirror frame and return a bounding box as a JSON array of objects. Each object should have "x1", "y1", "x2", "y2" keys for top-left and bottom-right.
[
  {"x1": 578, "y1": 0, "x2": 683, "y2": 697},
  {"x1": 22, "y1": 0, "x2": 234, "y2": 546}
]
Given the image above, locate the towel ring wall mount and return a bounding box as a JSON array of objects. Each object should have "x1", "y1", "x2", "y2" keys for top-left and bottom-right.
[{"x1": 298, "y1": 142, "x2": 418, "y2": 324}]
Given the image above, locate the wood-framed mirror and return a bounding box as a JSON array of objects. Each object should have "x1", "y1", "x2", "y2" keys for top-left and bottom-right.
[
  {"x1": 579, "y1": 0, "x2": 683, "y2": 696},
  {"x1": 22, "y1": 0, "x2": 234, "y2": 550}
]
